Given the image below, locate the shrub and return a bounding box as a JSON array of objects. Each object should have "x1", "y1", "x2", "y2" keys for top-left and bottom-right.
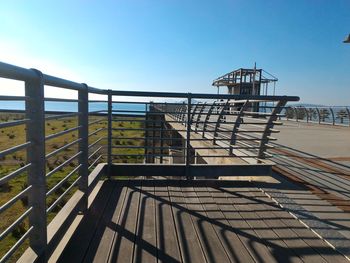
[
  {"x1": 12, "y1": 222, "x2": 26, "y2": 239},
  {"x1": 62, "y1": 181, "x2": 70, "y2": 189},
  {"x1": 52, "y1": 144, "x2": 59, "y2": 149},
  {"x1": 20, "y1": 183, "x2": 29, "y2": 207},
  {"x1": 48, "y1": 164, "x2": 55, "y2": 171},
  {"x1": 50, "y1": 202, "x2": 62, "y2": 213},
  {"x1": 54, "y1": 158, "x2": 62, "y2": 165},
  {"x1": 0, "y1": 182, "x2": 11, "y2": 192}
]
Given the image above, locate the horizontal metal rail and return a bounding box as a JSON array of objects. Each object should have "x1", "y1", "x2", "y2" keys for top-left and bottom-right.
[
  {"x1": 0, "y1": 141, "x2": 31, "y2": 159},
  {"x1": 0, "y1": 118, "x2": 30, "y2": 129},
  {"x1": 0, "y1": 226, "x2": 33, "y2": 263},
  {"x1": 0, "y1": 60, "x2": 300, "y2": 261},
  {"x1": 0, "y1": 185, "x2": 32, "y2": 214},
  {"x1": 45, "y1": 98, "x2": 80, "y2": 103},
  {"x1": 0, "y1": 163, "x2": 31, "y2": 186},
  {"x1": 88, "y1": 137, "x2": 105, "y2": 149},
  {"x1": 88, "y1": 155, "x2": 103, "y2": 170},
  {"x1": 45, "y1": 125, "x2": 81, "y2": 141},
  {"x1": 88, "y1": 118, "x2": 106, "y2": 126},
  {"x1": 0, "y1": 95, "x2": 28, "y2": 101},
  {"x1": 46, "y1": 164, "x2": 81, "y2": 197},
  {"x1": 89, "y1": 146, "x2": 103, "y2": 159},
  {"x1": 46, "y1": 176, "x2": 81, "y2": 213},
  {"x1": 0, "y1": 207, "x2": 33, "y2": 242},
  {"x1": 45, "y1": 138, "x2": 82, "y2": 159},
  {"x1": 45, "y1": 112, "x2": 81, "y2": 121},
  {"x1": 46, "y1": 151, "x2": 82, "y2": 178},
  {"x1": 88, "y1": 127, "x2": 105, "y2": 137}
]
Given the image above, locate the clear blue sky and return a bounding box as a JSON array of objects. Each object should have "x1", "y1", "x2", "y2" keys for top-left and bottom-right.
[{"x1": 0, "y1": 0, "x2": 349, "y2": 105}]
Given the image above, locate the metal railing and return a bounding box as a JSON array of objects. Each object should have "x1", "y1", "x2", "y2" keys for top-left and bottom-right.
[
  {"x1": 0, "y1": 61, "x2": 299, "y2": 262},
  {"x1": 153, "y1": 98, "x2": 288, "y2": 163},
  {"x1": 282, "y1": 106, "x2": 350, "y2": 126}
]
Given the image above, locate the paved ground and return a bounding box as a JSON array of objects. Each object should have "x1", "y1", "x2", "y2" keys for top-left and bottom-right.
[
  {"x1": 275, "y1": 121, "x2": 350, "y2": 159},
  {"x1": 263, "y1": 121, "x2": 350, "y2": 259}
]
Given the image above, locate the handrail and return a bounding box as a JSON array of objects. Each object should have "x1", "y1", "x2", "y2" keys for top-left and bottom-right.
[
  {"x1": 0, "y1": 59, "x2": 300, "y2": 261},
  {"x1": 283, "y1": 105, "x2": 350, "y2": 127}
]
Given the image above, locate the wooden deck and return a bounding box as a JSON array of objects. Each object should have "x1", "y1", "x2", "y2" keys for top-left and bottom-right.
[{"x1": 57, "y1": 179, "x2": 347, "y2": 263}]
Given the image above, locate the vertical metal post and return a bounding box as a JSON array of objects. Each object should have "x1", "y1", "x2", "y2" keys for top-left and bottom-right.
[
  {"x1": 294, "y1": 107, "x2": 299, "y2": 122},
  {"x1": 213, "y1": 100, "x2": 229, "y2": 144},
  {"x1": 107, "y1": 90, "x2": 112, "y2": 177},
  {"x1": 329, "y1": 107, "x2": 335, "y2": 125},
  {"x1": 186, "y1": 94, "x2": 192, "y2": 179},
  {"x1": 190, "y1": 103, "x2": 199, "y2": 125},
  {"x1": 230, "y1": 100, "x2": 249, "y2": 154},
  {"x1": 181, "y1": 102, "x2": 186, "y2": 125},
  {"x1": 151, "y1": 103, "x2": 156, "y2": 163},
  {"x1": 195, "y1": 102, "x2": 206, "y2": 133},
  {"x1": 152, "y1": 111, "x2": 158, "y2": 163},
  {"x1": 160, "y1": 116, "x2": 164, "y2": 164},
  {"x1": 304, "y1": 107, "x2": 309, "y2": 123},
  {"x1": 316, "y1": 107, "x2": 321, "y2": 124},
  {"x1": 144, "y1": 103, "x2": 148, "y2": 163},
  {"x1": 258, "y1": 100, "x2": 287, "y2": 159},
  {"x1": 26, "y1": 69, "x2": 47, "y2": 261},
  {"x1": 202, "y1": 102, "x2": 216, "y2": 138},
  {"x1": 78, "y1": 84, "x2": 89, "y2": 211}
]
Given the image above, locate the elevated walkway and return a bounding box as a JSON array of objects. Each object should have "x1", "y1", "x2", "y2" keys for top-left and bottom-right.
[{"x1": 1, "y1": 60, "x2": 349, "y2": 262}]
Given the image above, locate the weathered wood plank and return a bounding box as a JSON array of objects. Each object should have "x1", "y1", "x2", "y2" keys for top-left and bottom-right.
[
  {"x1": 180, "y1": 183, "x2": 231, "y2": 263},
  {"x1": 108, "y1": 182, "x2": 141, "y2": 263},
  {"x1": 83, "y1": 180, "x2": 128, "y2": 262},
  {"x1": 57, "y1": 180, "x2": 116, "y2": 262},
  {"x1": 154, "y1": 182, "x2": 182, "y2": 263},
  {"x1": 209, "y1": 185, "x2": 279, "y2": 263},
  {"x1": 245, "y1": 187, "x2": 328, "y2": 263},
  {"x1": 280, "y1": 215, "x2": 348, "y2": 263},
  {"x1": 223, "y1": 186, "x2": 303, "y2": 263},
  {"x1": 133, "y1": 182, "x2": 157, "y2": 263},
  {"x1": 252, "y1": 189, "x2": 348, "y2": 263},
  {"x1": 168, "y1": 183, "x2": 207, "y2": 263},
  {"x1": 56, "y1": 179, "x2": 349, "y2": 263},
  {"x1": 193, "y1": 185, "x2": 256, "y2": 263}
]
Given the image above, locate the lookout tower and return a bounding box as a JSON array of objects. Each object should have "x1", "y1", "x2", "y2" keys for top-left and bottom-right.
[
  {"x1": 213, "y1": 67, "x2": 278, "y2": 96},
  {"x1": 212, "y1": 66, "x2": 278, "y2": 111}
]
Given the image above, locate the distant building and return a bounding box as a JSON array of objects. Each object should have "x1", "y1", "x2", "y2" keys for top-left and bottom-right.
[
  {"x1": 213, "y1": 68, "x2": 277, "y2": 95},
  {"x1": 212, "y1": 67, "x2": 278, "y2": 111}
]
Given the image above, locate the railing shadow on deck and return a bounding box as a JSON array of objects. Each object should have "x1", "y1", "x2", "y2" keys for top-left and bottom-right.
[{"x1": 58, "y1": 179, "x2": 346, "y2": 263}]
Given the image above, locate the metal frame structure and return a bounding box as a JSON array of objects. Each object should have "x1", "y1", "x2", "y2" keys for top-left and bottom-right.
[{"x1": 0, "y1": 61, "x2": 299, "y2": 262}]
